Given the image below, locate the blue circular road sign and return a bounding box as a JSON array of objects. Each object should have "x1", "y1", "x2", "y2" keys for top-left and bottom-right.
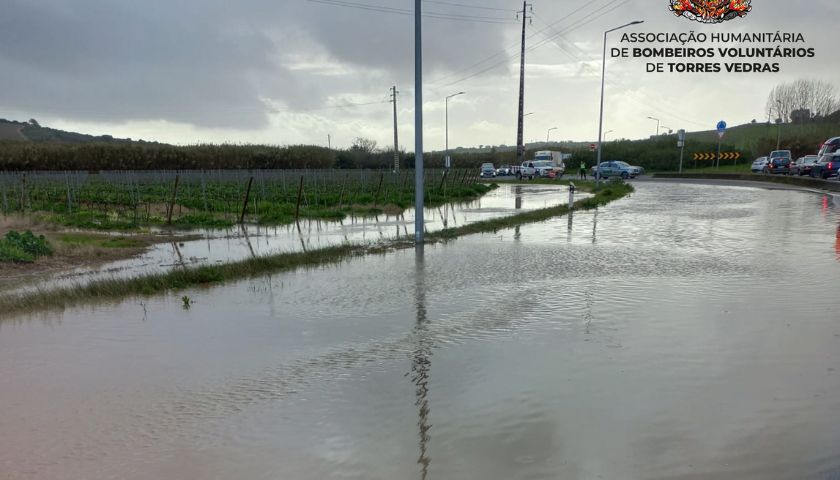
[{"x1": 717, "y1": 120, "x2": 727, "y2": 132}]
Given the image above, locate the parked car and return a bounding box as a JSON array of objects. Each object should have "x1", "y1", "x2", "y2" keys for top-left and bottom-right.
[
  {"x1": 810, "y1": 152, "x2": 840, "y2": 179},
  {"x1": 533, "y1": 160, "x2": 556, "y2": 178},
  {"x1": 628, "y1": 165, "x2": 645, "y2": 176},
  {"x1": 818, "y1": 137, "x2": 840, "y2": 157},
  {"x1": 496, "y1": 164, "x2": 512, "y2": 176},
  {"x1": 512, "y1": 161, "x2": 537, "y2": 180},
  {"x1": 750, "y1": 157, "x2": 769, "y2": 173},
  {"x1": 764, "y1": 157, "x2": 791, "y2": 174},
  {"x1": 479, "y1": 163, "x2": 496, "y2": 178},
  {"x1": 769, "y1": 150, "x2": 792, "y2": 161},
  {"x1": 591, "y1": 161, "x2": 636, "y2": 179},
  {"x1": 790, "y1": 155, "x2": 819, "y2": 176}
]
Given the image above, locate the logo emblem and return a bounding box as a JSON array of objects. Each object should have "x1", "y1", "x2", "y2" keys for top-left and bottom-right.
[{"x1": 670, "y1": 0, "x2": 752, "y2": 23}]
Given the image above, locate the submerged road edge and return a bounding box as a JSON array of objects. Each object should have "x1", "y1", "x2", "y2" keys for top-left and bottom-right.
[{"x1": 0, "y1": 183, "x2": 634, "y2": 318}]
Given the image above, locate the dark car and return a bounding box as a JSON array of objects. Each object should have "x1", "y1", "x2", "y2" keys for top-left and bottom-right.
[
  {"x1": 790, "y1": 155, "x2": 819, "y2": 176},
  {"x1": 479, "y1": 163, "x2": 496, "y2": 178},
  {"x1": 811, "y1": 153, "x2": 840, "y2": 179},
  {"x1": 763, "y1": 157, "x2": 790, "y2": 174}
]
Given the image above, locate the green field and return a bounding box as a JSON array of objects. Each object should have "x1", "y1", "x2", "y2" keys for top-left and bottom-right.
[{"x1": 0, "y1": 169, "x2": 491, "y2": 230}]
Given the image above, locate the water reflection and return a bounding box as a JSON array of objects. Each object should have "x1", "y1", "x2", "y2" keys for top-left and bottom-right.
[
  {"x1": 412, "y1": 245, "x2": 432, "y2": 479},
  {"x1": 836, "y1": 224, "x2": 840, "y2": 262},
  {"x1": 566, "y1": 210, "x2": 574, "y2": 241}
]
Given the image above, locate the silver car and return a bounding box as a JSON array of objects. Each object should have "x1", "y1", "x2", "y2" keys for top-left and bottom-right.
[{"x1": 750, "y1": 157, "x2": 769, "y2": 173}]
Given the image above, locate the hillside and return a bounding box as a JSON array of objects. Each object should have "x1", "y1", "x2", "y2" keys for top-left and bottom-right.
[
  {"x1": 0, "y1": 122, "x2": 25, "y2": 141},
  {"x1": 0, "y1": 119, "x2": 157, "y2": 145},
  {"x1": 685, "y1": 121, "x2": 839, "y2": 157}
]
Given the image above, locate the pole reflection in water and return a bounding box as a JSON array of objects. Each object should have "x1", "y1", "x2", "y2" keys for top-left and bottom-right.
[
  {"x1": 240, "y1": 224, "x2": 257, "y2": 259},
  {"x1": 411, "y1": 244, "x2": 432, "y2": 479},
  {"x1": 295, "y1": 221, "x2": 308, "y2": 252},
  {"x1": 514, "y1": 185, "x2": 522, "y2": 211},
  {"x1": 567, "y1": 210, "x2": 574, "y2": 242}
]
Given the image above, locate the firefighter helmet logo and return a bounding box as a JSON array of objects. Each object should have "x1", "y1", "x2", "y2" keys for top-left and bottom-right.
[{"x1": 669, "y1": 0, "x2": 752, "y2": 23}]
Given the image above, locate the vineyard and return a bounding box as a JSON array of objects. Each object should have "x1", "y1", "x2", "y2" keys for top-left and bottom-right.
[{"x1": 0, "y1": 169, "x2": 491, "y2": 230}]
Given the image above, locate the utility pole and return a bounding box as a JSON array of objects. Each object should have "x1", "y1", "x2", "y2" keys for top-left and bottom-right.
[
  {"x1": 327, "y1": 134, "x2": 331, "y2": 150},
  {"x1": 776, "y1": 100, "x2": 783, "y2": 151},
  {"x1": 391, "y1": 85, "x2": 400, "y2": 173},
  {"x1": 515, "y1": 1, "x2": 532, "y2": 165},
  {"x1": 415, "y1": 0, "x2": 425, "y2": 244}
]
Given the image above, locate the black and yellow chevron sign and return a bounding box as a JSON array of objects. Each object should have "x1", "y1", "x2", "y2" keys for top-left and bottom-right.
[{"x1": 693, "y1": 152, "x2": 741, "y2": 161}]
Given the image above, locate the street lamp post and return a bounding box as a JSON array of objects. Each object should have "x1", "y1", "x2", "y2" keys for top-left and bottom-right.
[
  {"x1": 546, "y1": 127, "x2": 558, "y2": 143},
  {"x1": 647, "y1": 116, "x2": 660, "y2": 137},
  {"x1": 597, "y1": 20, "x2": 644, "y2": 187},
  {"x1": 445, "y1": 91, "x2": 465, "y2": 169},
  {"x1": 604, "y1": 129, "x2": 614, "y2": 142},
  {"x1": 414, "y1": 0, "x2": 424, "y2": 244}
]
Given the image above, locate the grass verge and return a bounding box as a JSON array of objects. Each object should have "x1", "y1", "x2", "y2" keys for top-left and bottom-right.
[
  {"x1": 0, "y1": 183, "x2": 632, "y2": 317},
  {"x1": 429, "y1": 182, "x2": 632, "y2": 240}
]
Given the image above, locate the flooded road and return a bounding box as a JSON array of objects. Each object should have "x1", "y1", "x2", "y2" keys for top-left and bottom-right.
[{"x1": 2, "y1": 182, "x2": 840, "y2": 479}]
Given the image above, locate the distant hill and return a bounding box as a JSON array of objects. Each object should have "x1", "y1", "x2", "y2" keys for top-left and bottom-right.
[
  {"x1": 0, "y1": 118, "x2": 160, "y2": 145},
  {"x1": 0, "y1": 122, "x2": 26, "y2": 141}
]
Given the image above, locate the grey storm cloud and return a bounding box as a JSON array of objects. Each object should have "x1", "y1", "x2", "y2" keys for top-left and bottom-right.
[
  {"x1": 0, "y1": 0, "x2": 512, "y2": 129},
  {"x1": 1, "y1": 0, "x2": 838, "y2": 143}
]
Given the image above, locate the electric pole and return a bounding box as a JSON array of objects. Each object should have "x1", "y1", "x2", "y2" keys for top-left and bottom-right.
[
  {"x1": 391, "y1": 85, "x2": 400, "y2": 173},
  {"x1": 515, "y1": 1, "x2": 532, "y2": 165},
  {"x1": 415, "y1": 0, "x2": 425, "y2": 244}
]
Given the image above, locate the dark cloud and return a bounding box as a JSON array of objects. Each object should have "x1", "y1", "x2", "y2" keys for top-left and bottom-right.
[
  {"x1": 0, "y1": 0, "x2": 836, "y2": 143},
  {"x1": 0, "y1": 0, "x2": 513, "y2": 128}
]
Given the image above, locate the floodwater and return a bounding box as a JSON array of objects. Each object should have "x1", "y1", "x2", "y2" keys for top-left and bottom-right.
[
  {"x1": 2, "y1": 181, "x2": 840, "y2": 480},
  {"x1": 4, "y1": 183, "x2": 580, "y2": 294}
]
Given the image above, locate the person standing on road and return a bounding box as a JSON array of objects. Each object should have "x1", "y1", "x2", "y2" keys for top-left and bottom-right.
[{"x1": 579, "y1": 161, "x2": 587, "y2": 180}]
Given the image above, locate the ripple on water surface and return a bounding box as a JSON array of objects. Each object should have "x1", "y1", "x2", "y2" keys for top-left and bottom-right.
[{"x1": 1, "y1": 182, "x2": 840, "y2": 479}]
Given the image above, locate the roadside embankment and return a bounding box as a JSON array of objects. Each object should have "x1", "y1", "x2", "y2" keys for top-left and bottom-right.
[{"x1": 652, "y1": 173, "x2": 840, "y2": 193}]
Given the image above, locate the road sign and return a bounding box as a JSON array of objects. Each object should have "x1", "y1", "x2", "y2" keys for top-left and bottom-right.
[
  {"x1": 717, "y1": 120, "x2": 727, "y2": 139},
  {"x1": 678, "y1": 129, "x2": 686, "y2": 142},
  {"x1": 677, "y1": 141, "x2": 685, "y2": 148},
  {"x1": 590, "y1": 143, "x2": 597, "y2": 152},
  {"x1": 693, "y1": 152, "x2": 740, "y2": 161}
]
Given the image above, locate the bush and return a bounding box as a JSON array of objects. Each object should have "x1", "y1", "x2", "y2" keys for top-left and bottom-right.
[{"x1": 0, "y1": 230, "x2": 51, "y2": 262}]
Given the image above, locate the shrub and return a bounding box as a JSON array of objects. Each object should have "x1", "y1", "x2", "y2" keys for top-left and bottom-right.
[{"x1": 0, "y1": 230, "x2": 51, "y2": 262}]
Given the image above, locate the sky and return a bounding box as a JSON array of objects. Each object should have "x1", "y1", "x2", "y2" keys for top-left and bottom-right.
[{"x1": 1, "y1": 0, "x2": 838, "y2": 150}]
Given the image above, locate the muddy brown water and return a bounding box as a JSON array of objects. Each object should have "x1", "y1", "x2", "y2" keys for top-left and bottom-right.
[{"x1": 2, "y1": 182, "x2": 840, "y2": 479}]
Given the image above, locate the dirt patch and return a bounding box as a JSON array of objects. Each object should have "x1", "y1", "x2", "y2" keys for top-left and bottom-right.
[{"x1": 0, "y1": 228, "x2": 196, "y2": 293}]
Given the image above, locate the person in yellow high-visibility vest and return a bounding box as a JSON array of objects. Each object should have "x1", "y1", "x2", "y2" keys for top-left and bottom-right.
[{"x1": 579, "y1": 161, "x2": 587, "y2": 180}]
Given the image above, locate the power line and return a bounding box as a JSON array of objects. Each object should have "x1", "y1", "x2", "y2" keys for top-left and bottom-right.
[
  {"x1": 528, "y1": 16, "x2": 708, "y2": 128},
  {"x1": 306, "y1": 0, "x2": 516, "y2": 24},
  {"x1": 422, "y1": 0, "x2": 515, "y2": 12},
  {"x1": 427, "y1": 0, "x2": 603, "y2": 86},
  {"x1": 432, "y1": 0, "x2": 627, "y2": 87}
]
